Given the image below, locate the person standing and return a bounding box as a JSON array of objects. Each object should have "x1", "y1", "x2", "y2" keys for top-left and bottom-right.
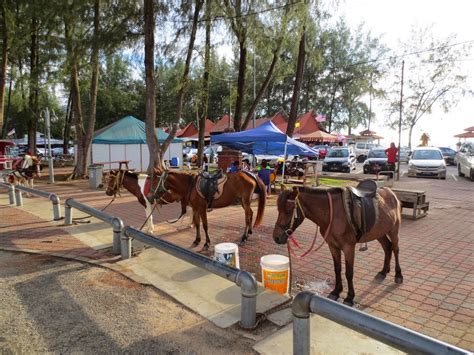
[{"x1": 385, "y1": 142, "x2": 398, "y2": 173}]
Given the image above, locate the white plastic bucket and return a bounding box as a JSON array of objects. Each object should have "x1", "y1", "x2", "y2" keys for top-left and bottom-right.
[
  {"x1": 215, "y1": 243, "x2": 240, "y2": 268},
  {"x1": 260, "y1": 254, "x2": 290, "y2": 294}
]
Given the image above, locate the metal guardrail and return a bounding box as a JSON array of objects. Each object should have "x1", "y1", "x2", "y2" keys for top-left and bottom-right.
[
  {"x1": 0, "y1": 182, "x2": 16, "y2": 205},
  {"x1": 123, "y1": 226, "x2": 258, "y2": 329},
  {"x1": 292, "y1": 291, "x2": 470, "y2": 355},
  {"x1": 12, "y1": 184, "x2": 62, "y2": 221},
  {"x1": 64, "y1": 198, "x2": 123, "y2": 255}
]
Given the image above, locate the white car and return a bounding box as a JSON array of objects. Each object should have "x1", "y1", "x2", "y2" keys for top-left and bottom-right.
[
  {"x1": 457, "y1": 142, "x2": 474, "y2": 181},
  {"x1": 407, "y1": 147, "x2": 446, "y2": 179}
]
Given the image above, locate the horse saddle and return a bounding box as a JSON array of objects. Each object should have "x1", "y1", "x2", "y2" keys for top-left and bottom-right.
[
  {"x1": 344, "y1": 180, "x2": 379, "y2": 241},
  {"x1": 196, "y1": 170, "x2": 227, "y2": 208}
]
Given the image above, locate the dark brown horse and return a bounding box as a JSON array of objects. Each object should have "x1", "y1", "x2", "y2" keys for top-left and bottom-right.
[
  {"x1": 147, "y1": 169, "x2": 266, "y2": 249},
  {"x1": 273, "y1": 186, "x2": 403, "y2": 306},
  {"x1": 105, "y1": 170, "x2": 190, "y2": 233}
]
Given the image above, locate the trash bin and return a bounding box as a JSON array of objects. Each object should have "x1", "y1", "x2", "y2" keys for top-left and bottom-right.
[{"x1": 88, "y1": 164, "x2": 103, "y2": 189}]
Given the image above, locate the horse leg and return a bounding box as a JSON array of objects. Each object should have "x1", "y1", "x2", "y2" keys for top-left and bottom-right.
[
  {"x1": 144, "y1": 201, "x2": 154, "y2": 233},
  {"x1": 388, "y1": 225, "x2": 403, "y2": 284},
  {"x1": 239, "y1": 199, "x2": 253, "y2": 246},
  {"x1": 191, "y1": 210, "x2": 201, "y2": 248},
  {"x1": 327, "y1": 244, "x2": 343, "y2": 301},
  {"x1": 342, "y1": 244, "x2": 356, "y2": 306},
  {"x1": 199, "y1": 209, "x2": 211, "y2": 251},
  {"x1": 376, "y1": 235, "x2": 392, "y2": 278}
]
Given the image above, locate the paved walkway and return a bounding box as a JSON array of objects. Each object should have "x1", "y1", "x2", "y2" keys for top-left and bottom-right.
[{"x1": 1, "y1": 175, "x2": 473, "y2": 351}]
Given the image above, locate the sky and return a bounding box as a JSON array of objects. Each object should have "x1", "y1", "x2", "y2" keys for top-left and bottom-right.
[{"x1": 338, "y1": 0, "x2": 474, "y2": 148}]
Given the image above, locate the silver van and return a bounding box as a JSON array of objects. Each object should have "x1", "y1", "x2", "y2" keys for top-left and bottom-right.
[{"x1": 354, "y1": 142, "x2": 379, "y2": 162}]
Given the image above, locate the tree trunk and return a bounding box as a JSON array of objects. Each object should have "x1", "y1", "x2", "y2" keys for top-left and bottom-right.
[
  {"x1": 408, "y1": 124, "x2": 414, "y2": 150},
  {"x1": 242, "y1": 38, "x2": 284, "y2": 130},
  {"x1": 233, "y1": 38, "x2": 247, "y2": 131},
  {"x1": 0, "y1": 4, "x2": 8, "y2": 134},
  {"x1": 144, "y1": 0, "x2": 161, "y2": 173},
  {"x1": 1, "y1": 75, "x2": 12, "y2": 138},
  {"x1": 63, "y1": 90, "x2": 72, "y2": 154},
  {"x1": 162, "y1": 0, "x2": 203, "y2": 155},
  {"x1": 198, "y1": 0, "x2": 211, "y2": 167},
  {"x1": 72, "y1": 0, "x2": 100, "y2": 178},
  {"x1": 28, "y1": 11, "x2": 39, "y2": 152},
  {"x1": 286, "y1": 28, "x2": 306, "y2": 138}
]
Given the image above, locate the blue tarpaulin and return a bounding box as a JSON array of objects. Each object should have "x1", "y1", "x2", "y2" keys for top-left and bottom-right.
[
  {"x1": 210, "y1": 121, "x2": 318, "y2": 157},
  {"x1": 92, "y1": 116, "x2": 182, "y2": 144}
]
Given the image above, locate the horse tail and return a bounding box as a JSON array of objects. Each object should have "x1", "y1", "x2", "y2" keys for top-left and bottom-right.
[{"x1": 253, "y1": 176, "x2": 266, "y2": 228}]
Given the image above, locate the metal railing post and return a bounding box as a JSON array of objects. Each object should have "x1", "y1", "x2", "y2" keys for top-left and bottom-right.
[
  {"x1": 49, "y1": 194, "x2": 62, "y2": 221},
  {"x1": 64, "y1": 204, "x2": 73, "y2": 225},
  {"x1": 15, "y1": 188, "x2": 23, "y2": 206},
  {"x1": 111, "y1": 217, "x2": 123, "y2": 255},
  {"x1": 8, "y1": 184, "x2": 16, "y2": 205},
  {"x1": 292, "y1": 291, "x2": 313, "y2": 355},
  {"x1": 236, "y1": 271, "x2": 258, "y2": 329},
  {"x1": 121, "y1": 232, "x2": 132, "y2": 260}
]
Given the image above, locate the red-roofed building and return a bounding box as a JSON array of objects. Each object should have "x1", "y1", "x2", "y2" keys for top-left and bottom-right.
[
  {"x1": 176, "y1": 122, "x2": 198, "y2": 137},
  {"x1": 210, "y1": 114, "x2": 233, "y2": 134},
  {"x1": 244, "y1": 109, "x2": 289, "y2": 131},
  {"x1": 294, "y1": 109, "x2": 326, "y2": 135},
  {"x1": 189, "y1": 119, "x2": 216, "y2": 138}
]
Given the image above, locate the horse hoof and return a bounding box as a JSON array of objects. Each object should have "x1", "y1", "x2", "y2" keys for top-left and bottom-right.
[
  {"x1": 327, "y1": 293, "x2": 339, "y2": 301},
  {"x1": 191, "y1": 241, "x2": 199, "y2": 248},
  {"x1": 376, "y1": 271, "x2": 387, "y2": 279},
  {"x1": 395, "y1": 276, "x2": 404, "y2": 284},
  {"x1": 202, "y1": 244, "x2": 209, "y2": 251},
  {"x1": 239, "y1": 239, "x2": 247, "y2": 246},
  {"x1": 343, "y1": 298, "x2": 354, "y2": 307}
]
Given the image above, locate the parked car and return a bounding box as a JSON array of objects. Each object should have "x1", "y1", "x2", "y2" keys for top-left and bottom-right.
[
  {"x1": 408, "y1": 147, "x2": 446, "y2": 179},
  {"x1": 438, "y1": 147, "x2": 457, "y2": 166},
  {"x1": 354, "y1": 142, "x2": 380, "y2": 162},
  {"x1": 363, "y1": 148, "x2": 390, "y2": 174},
  {"x1": 322, "y1": 147, "x2": 356, "y2": 173},
  {"x1": 399, "y1": 147, "x2": 411, "y2": 163},
  {"x1": 457, "y1": 142, "x2": 474, "y2": 181}
]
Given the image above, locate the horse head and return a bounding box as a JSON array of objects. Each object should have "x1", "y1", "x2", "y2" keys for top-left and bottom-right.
[
  {"x1": 273, "y1": 186, "x2": 305, "y2": 244},
  {"x1": 30, "y1": 156, "x2": 43, "y2": 178},
  {"x1": 105, "y1": 170, "x2": 122, "y2": 196}
]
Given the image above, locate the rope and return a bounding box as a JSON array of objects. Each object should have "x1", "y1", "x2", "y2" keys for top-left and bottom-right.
[{"x1": 71, "y1": 196, "x2": 116, "y2": 222}]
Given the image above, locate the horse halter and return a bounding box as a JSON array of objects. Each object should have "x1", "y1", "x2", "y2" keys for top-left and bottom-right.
[
  {"x1": 108, "y1": 170, "x2": 126, "y2": 197},
  {"x1": 149, "y1": 170, "x2": 169, "y2": 202},
  {"x1": 275, "y1": 193, "x2": 306, "y2": 239}
]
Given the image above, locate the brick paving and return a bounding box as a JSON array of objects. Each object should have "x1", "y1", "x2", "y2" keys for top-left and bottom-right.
[{"x1": 1, "y1": 175, "x2": 473, "y2": 350}]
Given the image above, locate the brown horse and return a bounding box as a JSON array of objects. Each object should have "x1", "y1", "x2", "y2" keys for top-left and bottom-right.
[
  {"x1": 147, "y1": 169, "x2": 266, "y2": 249},
  {"x1": 105, "y1": 170, "x2": 190, "y2": 233},
  {"x1": 273, "y1": 185, "x2": 403, "y2": 306}
]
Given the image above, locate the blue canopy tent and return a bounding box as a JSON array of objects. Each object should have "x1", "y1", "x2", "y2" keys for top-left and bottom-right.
[{"x1": 211, "y1": 121, "x2": 318, "y2": 180}]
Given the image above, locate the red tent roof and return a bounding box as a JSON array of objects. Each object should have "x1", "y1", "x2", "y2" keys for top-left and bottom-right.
[
  {"x1": 463, "y1": 126, "x2": 474, "y2": 132},
  {"x1": 176, "y1": 122, "x2": 198, "y2": 137},
  {"x1": 294, "y1": 109, "x2": 325, "y2": 135},
  {"x1": 189, "y1": 119, "x2": 216, "y2": 138},
  {"x1": 211, "y1": 114, "x2": 233, "y2": 133},
  {"x1": 454, "y1": 131, "x2": 474, "y2": 138}
]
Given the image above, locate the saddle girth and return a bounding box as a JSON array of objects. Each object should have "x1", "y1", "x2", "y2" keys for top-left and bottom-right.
[{"x1": 196, "y1": 170, "x2": 227, "y2": 208}]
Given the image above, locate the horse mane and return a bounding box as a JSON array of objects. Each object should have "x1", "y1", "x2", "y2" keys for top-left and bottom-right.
[{"x1": 277, "y1": 186, "x2": 342, "y2": 210}]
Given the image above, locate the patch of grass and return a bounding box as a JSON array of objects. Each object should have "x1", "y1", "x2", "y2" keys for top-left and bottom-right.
[{"x1": 317, "y1": 177, "x2": 352, "y2": 187}]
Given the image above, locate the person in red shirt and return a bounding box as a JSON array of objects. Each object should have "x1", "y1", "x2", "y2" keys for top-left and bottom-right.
[{"x1": 385, "y1": 142, "x2": 398, "y2": 173}]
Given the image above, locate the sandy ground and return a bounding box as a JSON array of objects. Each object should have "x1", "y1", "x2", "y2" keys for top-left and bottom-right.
[{"x1": 0, "y1": 250, "x2": 257, "y2": 354}]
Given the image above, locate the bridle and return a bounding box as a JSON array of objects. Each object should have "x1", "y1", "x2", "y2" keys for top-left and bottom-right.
[
  {"x1": 276, "y1": 190, "x2": 334, "y2": 258},
  {"x1": 107, "y1": 170, "x2": 126, "y2": 197},
  {"x1": 148, "y1": 170, "x2": 174, "y2": 204}
]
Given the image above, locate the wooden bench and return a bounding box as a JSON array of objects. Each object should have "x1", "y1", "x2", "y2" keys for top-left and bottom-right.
[{"x1": 392, "y1": 188, "x2": 429, "y2": 220}]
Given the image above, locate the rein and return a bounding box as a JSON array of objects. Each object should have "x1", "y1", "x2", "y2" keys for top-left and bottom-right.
[{"x1": 285, "y1": 191, "x2": 334, "y2": 258}]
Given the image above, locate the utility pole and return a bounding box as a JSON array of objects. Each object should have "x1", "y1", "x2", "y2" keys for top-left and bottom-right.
[
  {"x1": 397, "y1": 61, "x2": 404, "y2": 181},
  {"x1": 368, "y1": 73, "x2": 373, "y2": 131},
  {"x1": 253, "y1": 44, "x2": 256, "y2": 128}
]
